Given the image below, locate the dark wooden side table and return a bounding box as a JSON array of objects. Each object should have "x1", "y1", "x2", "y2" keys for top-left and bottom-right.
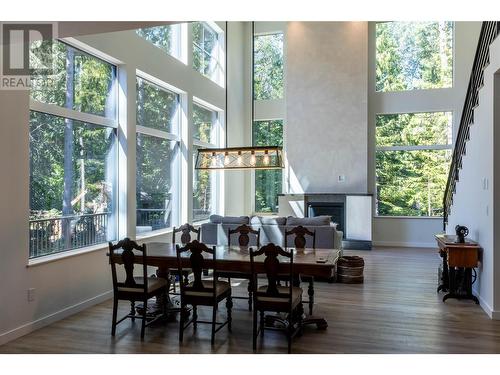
[{"x1": 435, "y1": 234, "x2": 480, "y2": 304}]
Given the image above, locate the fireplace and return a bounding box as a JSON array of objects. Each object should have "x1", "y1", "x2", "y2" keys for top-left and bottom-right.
[{"x1": 307, "y1": 202, "x2": 345, "y2": 238}]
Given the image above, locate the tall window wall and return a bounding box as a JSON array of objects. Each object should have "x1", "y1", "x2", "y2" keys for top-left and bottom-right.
[
  {"x1": 29, "y1": 40, "x2": 118, "y2": 258},
  {"x1": 374, "y1": 22, "x2": 454, "y2": 217},
  {"x1": 192, "y1": 102, "x2": 221, "y2": 221},
  {"x1": 253, "y1": 31, "x2": 284, "y2": 213},
  {"x1": 135, "y1": 76, "x2": 181, "y2": 234},
  {"x1": 192, "y1": 22, "x2": 224, "y2": 85},
  {"x1": 28, "y1": 22, "x2": 224, "y2": 259}
]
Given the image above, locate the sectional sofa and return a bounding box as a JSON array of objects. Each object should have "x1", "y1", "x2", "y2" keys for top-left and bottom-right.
[{"x1": 200, "y1": 214, "x2": 343, "y2": 250}]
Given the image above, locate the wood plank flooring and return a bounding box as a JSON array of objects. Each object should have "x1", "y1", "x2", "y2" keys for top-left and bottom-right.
[{"x1": 2, "y1": 247, "x2": 500, "y2": 354}]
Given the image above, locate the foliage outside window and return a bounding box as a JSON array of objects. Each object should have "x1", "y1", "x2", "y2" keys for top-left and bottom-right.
[
  {"x1": 192, "y1": 22, "x2": 223, "y2": 84},
  {"x1": 29, "y1": 41, "x2": 118, "y2": 258},
  {"x1": 376, "y1": 22, "x2": 453, "y2": 92},
  {"x1": 136, "y1": 24, "x2": 181, "y2": 60},
  {"x1": 254, "y1": 33, "x2": 284, "y2": 100},
  {"x1": 253, "y1": 120, "x2": 283, "y2": 213},
  {"x1": 375, "y1": 112, "x2": 452, "y2": 217},
  {"x1": 193, "y1": 103, "x2": 219, "y2": 221},
  {"x1": 136, "y1": 77, "x2": 180, "y2": 234}
]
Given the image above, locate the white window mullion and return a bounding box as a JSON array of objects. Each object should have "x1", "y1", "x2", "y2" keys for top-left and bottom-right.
[{"x1": 30, "y1": 99, "x2": 117, "y2": 128}]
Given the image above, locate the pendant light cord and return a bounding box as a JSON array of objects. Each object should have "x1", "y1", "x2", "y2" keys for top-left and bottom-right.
[
  {"x1": 251, "y1": 21, "x2": 255, "y2": 137},
  {"x1": 225, "y1": 21, "x2": 228, "y2": 148}
]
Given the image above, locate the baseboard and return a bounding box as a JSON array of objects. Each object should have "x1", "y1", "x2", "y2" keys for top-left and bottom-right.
[
  {"x1": 476, "y1": 293, "x2": 500, "y2": 319},
  {"x1": 372, "y1": 241, "x2": 436, "y2": 248},
  {"x1": 0, "y1": 290, "x2": 112, "y2": 346}
]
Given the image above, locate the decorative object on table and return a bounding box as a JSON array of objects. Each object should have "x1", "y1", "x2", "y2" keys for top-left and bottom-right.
[
  {"x1": 195, "y1": 21, "x2": 283, "y2": 170},
  {"x1": 337, "y1": 256, "x2": 364, "y2": 284},
  {"x1": 455, "y1": 225, "x2": 469, "y2": 243}
]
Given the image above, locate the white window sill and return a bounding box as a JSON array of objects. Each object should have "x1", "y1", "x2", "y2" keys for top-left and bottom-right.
[
  {"x1": 136, "y1": 227, "x2": 174, "y2": 241},
  {"x1": 27, "y1": 243, "x2": 108, "y2": 267},
  {"x1": 373, "y1": 215, "x2": 443, "y2": 220}
]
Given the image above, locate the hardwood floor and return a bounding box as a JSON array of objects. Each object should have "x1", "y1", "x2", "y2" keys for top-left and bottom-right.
[{"x1": 2, "y1": 246, "x2": 500, "y2": 354}]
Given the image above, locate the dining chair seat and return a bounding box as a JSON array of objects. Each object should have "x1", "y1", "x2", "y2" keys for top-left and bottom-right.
[
  {"x1": 184, "y1": 280, "x2": 231, "y2": 299},
  {"x1": 117, "y1": 277, "x2": 168, "y2": 294},
  {"x1": 256, "y1": 285, "x2": 303, "y2": 311}
]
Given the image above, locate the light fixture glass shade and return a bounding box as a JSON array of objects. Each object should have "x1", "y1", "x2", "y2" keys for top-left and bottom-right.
[{"x1": 195, "y1": 146, "x2": 284, "y2": 170}]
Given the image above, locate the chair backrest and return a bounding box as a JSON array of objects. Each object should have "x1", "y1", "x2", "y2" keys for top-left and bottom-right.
[
  {"x1": 172, "y1": 223, "x2": 201, "y2": 244},
  {"x1": 109, "y1": 238, "x2": 147, "y2": 293},
  {"x1": 285, "y1": 225, "x2": 316, "y2": 249},
  {"x1": 176, "y1": 240, "x2": 217, "y2": 297},
  {"x1": 250, "y1": 243, "x2": 293, "y2": 303},
  {"x1": 228, "y1": 224, "x2": 260, "y2": 247}
]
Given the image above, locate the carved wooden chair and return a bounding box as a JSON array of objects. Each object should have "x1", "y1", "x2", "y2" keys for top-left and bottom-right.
[
  {"x1": 285, "y1": 225, "x2": 316, "y2": 316},
  {"x1": 176, "y1": 240, "x2": 233, "y2": 345},
  {"x1": 108, "y1": 238, "x2": 168, "y2": 339},
  {"x1": 219, "y1": 224, "x2": 260, "y2": 311},
  {"x1": 171, "y1": 223, "x2": 201, "y2": 293},
  {"x1": 250, "y1": 243, "x2": 303, "y2": 353}
]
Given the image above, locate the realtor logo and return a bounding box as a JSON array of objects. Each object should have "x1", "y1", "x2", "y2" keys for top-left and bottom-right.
[{"x1": 0, "y1": 22, "x2": 57, "y2": 90}]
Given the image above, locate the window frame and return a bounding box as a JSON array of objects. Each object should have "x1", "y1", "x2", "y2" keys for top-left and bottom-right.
[
  {"x1": 192, "y1": 22, "x2": 224, "y2": 86},
  {"x1": 253, "y1": 31, "x2": 285, "y2": 101},
  {"x1": 135, "y1": 23, "x2": 184, "y2": 62},
  {"x1": 28, "y1": 38, "x2": 120, "y2": 260},
  {"x1": 135, "y1": 73, "x2": 183, "y2": 235},
  {"x1": 374, "y1": 21, "x2": 455, "y2": 93},
  {"x1": 192, "y1": 98, "x2": 223, "y2": 222},
  {"x1": 374, "y1": 110, "x2": 453, "y2": 218},
  {"x1": 251, "y1": 118, "x2": 284, "y2": 215}
]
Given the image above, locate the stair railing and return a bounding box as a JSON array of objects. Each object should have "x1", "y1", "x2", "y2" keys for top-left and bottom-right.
[{"x1": 443, "y1": 21, "x2": 500, "y2": 230}]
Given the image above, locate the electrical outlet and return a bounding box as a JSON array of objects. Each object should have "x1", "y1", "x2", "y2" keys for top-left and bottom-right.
[
  {"x1": 27, "y1": 288, "x2": 35, "y2": 302},
  {"x1": 338, "y1": 175, "x2": 346, "y2": 182}
]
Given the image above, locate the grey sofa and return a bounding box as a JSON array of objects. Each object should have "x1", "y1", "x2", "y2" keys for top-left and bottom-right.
[{"x1": 201, "y1": 214, "x2": 343, "y2": 250}]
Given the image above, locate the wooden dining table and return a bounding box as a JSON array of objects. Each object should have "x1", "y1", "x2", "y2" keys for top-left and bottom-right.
[{"x1": 111, "y1": 242, "x2": 341, "y2": 330}]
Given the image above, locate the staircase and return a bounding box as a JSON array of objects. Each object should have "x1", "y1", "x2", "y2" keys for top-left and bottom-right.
[{"x1": 443, "y1": 21, "x2": 500, "y2": 230}]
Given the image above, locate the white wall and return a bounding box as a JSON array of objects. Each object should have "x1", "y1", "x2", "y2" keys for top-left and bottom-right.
[
  {"x1": 0, "y1": 22, "x2": 249, "y2": 345},
  {"x1": 285, "y1": 22, "x2": 368, "y2": 194},
  {"x1": 446, "y1": 36, "x2": 500, "y2": 318},
  {"x1": 368, "y1": 22, "x2": 482, "y2": 248}
]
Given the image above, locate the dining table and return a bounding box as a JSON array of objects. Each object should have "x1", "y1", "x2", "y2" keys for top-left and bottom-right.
[{"x1": 110, "y1": 242, "x2": 341, "y2": 330}]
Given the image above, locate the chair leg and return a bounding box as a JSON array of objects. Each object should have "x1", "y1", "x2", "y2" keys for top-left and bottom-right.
[
  {"x1": 211, "y1": 305, "x2": 217, "y2": 346},
  {"x1": 247, "y1": 279, "x2": 253, "y2": 311},
  {"x1": 259, "y1": 311, "x2": 265, "y2": 337},
  {"x1": 111, "y1": 297, "x2": 118, "y2": 336},
  {"x1": 308, "y1": 278, "x2": 314, "y2": 316},
  {"x1": 193, "y1": 305, "x2": 198, "y2": 331},
  {"x1": 179, "y1": 303, "x2": 185, "y2": 343},
  {"x1": 253, "y1": 307, "x2": 258, "y2": 351},
  {"x1": 226, "y1": 293, "x2": 233, "y2": 332},
  {"x1": 140, "y1": 299, "x2": 147, "y2": 340},
  {"x1": 130, "y1": 300, "x2": 136, "y2": 322},
  {"x1": 171, "y1": 275, "x2": 177, "y2": 293}
]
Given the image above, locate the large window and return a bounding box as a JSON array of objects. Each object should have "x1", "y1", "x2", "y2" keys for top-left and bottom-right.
[
  {"x1": 136, "y1": 77, "x2": 180, "y2": 234},
  {"x1": 375, "y1": 112, "x2": 452, "y2": 217},
  {"x1": 192, "y1": 22, "x2": 223, "y2": 84},
  {"x1": 253, "y1": 120, "x2": 283, "y2": 213},
  {"x1": 192, "y1": 102, "x2": 220, "y2": 221},
  {"x1": 254, "y1": 33, "x2": 284, "y2": 100},
  {"x1": 136, "y1": 24, "x2": 182, "y2": 60},
  {"x1": 29, "y1": 41, "x2": 118, "y2": 258},
  {"x1": 376, "y1": 22, "x2": 453, "y2": 92}
]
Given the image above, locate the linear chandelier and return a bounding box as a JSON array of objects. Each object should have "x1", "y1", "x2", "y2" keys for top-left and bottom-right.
[{"x1": 195, "y1": 21, "x2": 284, "y2": 170}]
